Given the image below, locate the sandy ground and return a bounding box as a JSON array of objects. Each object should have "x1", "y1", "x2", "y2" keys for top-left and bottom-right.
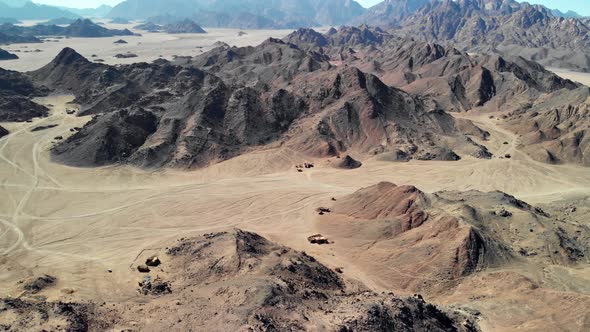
[
  {"x1": 1, "y1": 94, "x2": 589, "y2": 330},
  {"x1": 0, "y1": 20, "x2": 298, "y2": 72}
]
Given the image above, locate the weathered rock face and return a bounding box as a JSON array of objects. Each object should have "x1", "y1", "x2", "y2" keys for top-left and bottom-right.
[
  {"x1": 163, "y1": 19, "x2": 206, "y2": 34},
  {"x1": 51, "y1": 108, "x2": 159, "y2": 167},
  {"x1": 38, "y1": 45, "x2": 483, "y2": 169},
  {"x1": 0, "y1": 68, "x2": 48, "y2": 122},
  {"x1": 282, "y1": 66, "x2": 478, "y2": 160}
]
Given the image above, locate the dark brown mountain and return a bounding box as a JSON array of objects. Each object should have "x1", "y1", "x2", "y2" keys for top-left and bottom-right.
[
  {"x1": 0, "y1": 48, "x2": 18, "y2": 60},
  {"x1": 0, "y1": 68, "x2": 48, "y2": 121},
  {"x1": 0, "y1": 125, "x2": 8, "y2": 138},
  {"x1": 37, "y1": 45, "x2": 487, "y2": 168}
]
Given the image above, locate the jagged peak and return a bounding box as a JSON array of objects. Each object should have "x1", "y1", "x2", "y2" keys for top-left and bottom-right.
[{"x1": 50, "y1": 47, "x2": 89, "y2": 66}]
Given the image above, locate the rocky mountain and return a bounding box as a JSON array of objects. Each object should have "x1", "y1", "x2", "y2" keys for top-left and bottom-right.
[
  {"x1": 390, "y1": 0, "x2": 590, "y2": 72},
  {"x1": 550, "y1": 8, "x2": 582, "y2": 18},
  {"x1": 32, "y1": 44, "x2": 487, "y2": 168},
  {"x1": 164, "y1": 19, "x2": 206, "y2": 33},
  {"x1": 0, "y1": 48, "x2": 18, "y2": 60},
  {"x1": 285, "y1": 26, "x2": 578, "y2": 112},
  {"x1": 108, "y1": 0, "x2": 365, "y2": 28},
  {"x1": 282, "y1": 25, "x2": 590, "y2": 165},
  {"x1": 0, "y1": 1, "x2": 79, "y2": 20},
  {"x1": 352, "y1": 0, "x2": 430, "y2": 27},
  {"x1": 0, "y1": 19, "x2": 134, "y2": 41},
  {"x1": 0, "y1": 68, "x2": 48, "y2": 121}
]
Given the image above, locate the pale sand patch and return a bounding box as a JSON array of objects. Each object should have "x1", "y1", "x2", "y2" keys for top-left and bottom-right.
[{"x1": 548, "y1": 67, "x2": 590, "y2": 87}]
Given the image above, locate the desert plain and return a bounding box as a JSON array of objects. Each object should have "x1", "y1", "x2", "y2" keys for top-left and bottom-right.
[{"x1": 1, "y1": 20, "x2": 590, "y2": 332}]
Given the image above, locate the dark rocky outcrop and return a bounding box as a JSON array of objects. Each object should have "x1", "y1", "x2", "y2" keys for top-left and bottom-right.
[
  {"x1": 153, "y1": 229, "x2": 479, "y2": 331},
  {"x1": 0, "y1": 125, "x2": 9, "y2": 138},
  {"x1": 338, "y1": 155, "x2": 362, "y2": 169},
  {"x1": 38, "y1": 45, "x2": 485, "y2": 168},
  {"x1": 0, "y1": 68, "x2": 48, "y2": 122},
  {"x1": 0, "y1": 48, "x2": 18, "y2": 60},
  {"x1": 284, "y1": 27, "x2": 579, "y2": 113},
  {"x1": 164, "y1": 19, "x2": 206, "y2": 34}
]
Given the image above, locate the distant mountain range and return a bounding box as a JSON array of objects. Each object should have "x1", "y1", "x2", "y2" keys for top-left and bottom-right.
[
  {"x1": 0, "y1": 1, "x2": 112, "y2": 20},
  {"x1": 0, "y1": 19, "x2": 134, "y2": 43},
  {"x1": 108, "y1": 0, "x2": 366, "y2": 28},
  {"x1": 381, "y1": 0, "x2": 590, "y2": 71},
  {"x1": 0, "y1": 1, "x2": 79, "y2": 20},
  {"x1": 59, "y1": 5, "x2": 113, "y2": 18}
]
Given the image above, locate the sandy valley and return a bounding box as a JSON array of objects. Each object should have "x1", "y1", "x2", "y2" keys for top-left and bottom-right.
[{"x1": 1, "y1": 89, "x2": 590, "y2": 330}]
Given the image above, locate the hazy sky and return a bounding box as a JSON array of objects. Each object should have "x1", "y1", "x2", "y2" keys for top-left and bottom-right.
[{"x1": 32, "y1": 0, "x2": 590, "y2": 16}]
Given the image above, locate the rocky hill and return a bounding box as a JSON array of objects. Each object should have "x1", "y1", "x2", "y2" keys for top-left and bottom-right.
[
  {"x1": 504, "y1": 86, "x2": 590, "y2": 165},
  {"x1": 164, "y1": 19, "x2": 206, "y2": 34},
  {"x1": 0, "y1": 229, "x2": 479, "y2": 331},
  {"x1": 0, "y1": 48, "x2": 18, "y2": 60},
  {"x1": 319, "y1": 181, "x2": 590, "y2": 293}
]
